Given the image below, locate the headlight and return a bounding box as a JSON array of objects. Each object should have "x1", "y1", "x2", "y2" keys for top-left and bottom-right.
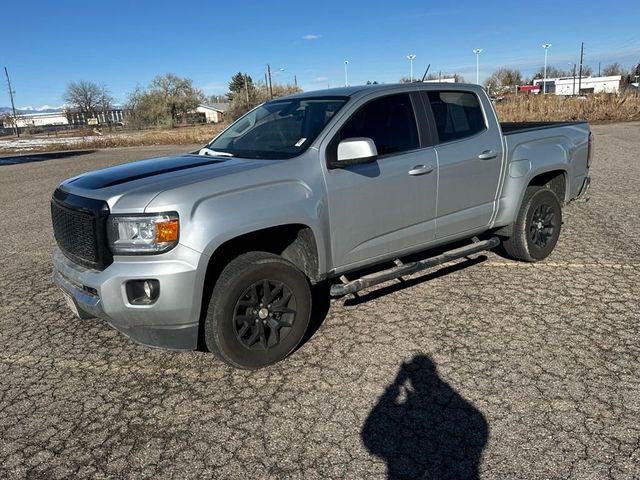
[{"x1": 107, "y1": 212, "x2": 179, "y2": 254}]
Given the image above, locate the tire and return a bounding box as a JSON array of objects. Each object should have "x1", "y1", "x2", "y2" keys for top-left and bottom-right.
[
  {"x1": 502, "y1": 186, "x2": 562, "y2": 262},
  {"x1": 205, "y1": 252, "x2": 311, "y2": 369}
]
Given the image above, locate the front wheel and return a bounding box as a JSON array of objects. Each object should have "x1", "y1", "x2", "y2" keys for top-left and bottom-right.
[
  {"x1": 502, "y1": 186, "x2": 562, "y2": 262},
  {"x1": 204, "y1": 252, "x2": 311, "y2": 369}
]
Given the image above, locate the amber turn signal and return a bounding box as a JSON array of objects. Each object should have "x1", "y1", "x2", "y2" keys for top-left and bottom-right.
[{"x1": 156, "y1": 219, "x2": 179, "y2": 243}]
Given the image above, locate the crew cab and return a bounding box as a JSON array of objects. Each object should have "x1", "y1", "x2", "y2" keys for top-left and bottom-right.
[{"x1": 51, "y1": 83, "x2": 592, "y2": 369}]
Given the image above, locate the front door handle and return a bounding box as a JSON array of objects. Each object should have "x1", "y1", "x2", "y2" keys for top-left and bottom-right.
[
  {"x1": 478, "y1": 150, "x2": 498, "y2": 160},
  {"x1": 408, "y1": 164, "x2": 434, "y2": 176}
]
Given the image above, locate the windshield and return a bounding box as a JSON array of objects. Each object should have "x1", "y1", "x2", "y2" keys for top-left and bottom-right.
[{"x1": 207, "y1": 96, "x2": 348, "y2": 159}]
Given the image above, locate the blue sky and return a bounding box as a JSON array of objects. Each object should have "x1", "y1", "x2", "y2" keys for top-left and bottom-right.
[{"x1": 2, "y1": 0, "x2": 640, "y2": 107}]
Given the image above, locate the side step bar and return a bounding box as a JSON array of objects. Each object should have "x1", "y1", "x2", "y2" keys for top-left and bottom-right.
[{"x1": 330, "y1": 236, "x2": 500, "y2": 297}]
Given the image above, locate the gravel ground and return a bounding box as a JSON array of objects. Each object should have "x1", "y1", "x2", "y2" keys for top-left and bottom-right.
[{"x1": 0, "y1": 125, "x2": 639, "y2": 480}]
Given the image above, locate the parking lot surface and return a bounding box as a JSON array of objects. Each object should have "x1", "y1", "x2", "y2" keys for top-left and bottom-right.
[{"x1": 1, "y1": 124, "x2": 639, "y2": 479}]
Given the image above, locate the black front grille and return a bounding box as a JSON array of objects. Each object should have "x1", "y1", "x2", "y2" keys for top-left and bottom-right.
[{"x1": 51, "y1": 189, "x2": 112, "y2": 270}]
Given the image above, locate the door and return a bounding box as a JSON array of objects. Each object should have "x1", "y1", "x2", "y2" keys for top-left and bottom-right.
[
  {"x1": 422, "y1": 90, "x2": 503, "y2": 238},
  {"x1": 325, "y1": 92, "x2": 438, "y2": 269}
]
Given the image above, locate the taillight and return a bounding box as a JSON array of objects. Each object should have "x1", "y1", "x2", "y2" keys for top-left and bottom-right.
[{"x1": 587, "y1": 132, "x2": 593, "y2": 168}]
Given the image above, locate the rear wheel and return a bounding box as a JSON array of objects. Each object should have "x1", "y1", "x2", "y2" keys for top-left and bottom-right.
[
  {"x1": 205, "y1": 252, "x2": 311, "y2": 369},
  {"x1": 502, "y1": 186, "x2": 562, "y2": 262}
]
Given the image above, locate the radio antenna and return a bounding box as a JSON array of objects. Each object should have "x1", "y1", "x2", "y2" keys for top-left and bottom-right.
[{"x1": 421, "y1": 64, "x2": 431, "y2": 82}]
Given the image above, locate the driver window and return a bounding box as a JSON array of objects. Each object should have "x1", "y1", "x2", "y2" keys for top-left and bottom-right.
[{"x1": 339, "y1": 93, "x2": 419, "y2": 156}]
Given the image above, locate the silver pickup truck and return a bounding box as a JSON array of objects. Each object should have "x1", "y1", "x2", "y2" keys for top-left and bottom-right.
[{"x1": 51, "y1": 83, "x2": 592, "y2": 369}]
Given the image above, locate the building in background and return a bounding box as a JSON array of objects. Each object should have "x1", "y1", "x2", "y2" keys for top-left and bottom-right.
[
  {"x1": 533, "y1": 75, "x2": 622, "y2": 95},
  {"x1": 66, "y1": 107, "x2": 125, "y2": 126},
  {"x1": 194, "y1": 104, "x2": 226, "y2": 123},
  {"x1": 8, "y1": 111, "x2": 69, "y2": 128},
  {"x1": 423, "y1": 78, "x2": 457, "y2": 84},
  {"x1": 517, "y1": 84, "x2": 541, "y2": 94}
]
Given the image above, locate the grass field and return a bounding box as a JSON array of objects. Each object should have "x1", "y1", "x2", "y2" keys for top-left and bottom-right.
[
  {"x1": 495, "y1": 92, "x2": 640, "y2": 123},
  {"x1": 0, "y1": 124, "x2": 226, "y2": 155}
]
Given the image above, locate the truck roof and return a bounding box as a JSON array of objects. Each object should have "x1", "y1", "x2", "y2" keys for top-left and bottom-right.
[{"x1": 281, "y1": 82, "x2": 484, "y2": 101}]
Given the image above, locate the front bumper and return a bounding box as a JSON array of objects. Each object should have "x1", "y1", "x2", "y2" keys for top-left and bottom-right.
[{"x1": 52, "y1": 245, "x2": 206, "y2": 350}]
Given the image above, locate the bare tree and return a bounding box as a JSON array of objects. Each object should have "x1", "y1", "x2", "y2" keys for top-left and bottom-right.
[
  {"x1": 0, "y1": 111, "x2": 27, "y2": 133},
  {"x1": 150, "y1": 73, "x2": 205, "y2": 125},
  {"x1": 124, "y1": 85, "x2": 147, "y2": 128},
  {"x1": 64, "y1": 81, "x2": 102, "y2": 119},
  {"x1": 484, "y1": 68, "x2": 523, "y2": 94},
  {"x1": 98, "y1": 84, "x2": 114, "y2": 128},
  {"x1": 532, "y1": 66, "x2": 570, "y2": 80},
  {"x1": 124, "y1": 74, "x2": 206, "y2": 127},
  {"x1": 0, "y1": 112, "x2": 15, "y2": 130},
  {"x1": 125, "y1": 87, "x2": 171, "y2": 128},
  {"x1": 226, "y1": 79, "x2": 301, "y2": 120},
  {"x1": 452, "y1": 73, "x2": 466, "y2": 83},
  {"x1": 581, "y1": 65, "x2": 593, "y2": 77},
  {"x1": 602, "y1": 63, "x2": 623, "y2": 76}
]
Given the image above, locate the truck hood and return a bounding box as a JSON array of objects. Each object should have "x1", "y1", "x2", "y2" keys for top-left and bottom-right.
[{"x1": 59, "y1": 154, "x2": 278, "y2": 212}]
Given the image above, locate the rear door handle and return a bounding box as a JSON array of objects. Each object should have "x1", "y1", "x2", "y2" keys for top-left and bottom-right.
[
  {"x1": 408, "y1": 164, "x2": 434, "y2": 176},
  {"x1": 478, "y1": 150, "x2": 498, "y2": 160}
]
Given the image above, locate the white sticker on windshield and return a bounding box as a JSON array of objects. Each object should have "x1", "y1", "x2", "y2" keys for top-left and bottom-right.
[{"x1": 294, "y1": 138, "x2": 307, "y2": 147}]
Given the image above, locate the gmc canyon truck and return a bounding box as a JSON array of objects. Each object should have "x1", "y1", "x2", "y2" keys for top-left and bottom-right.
[{"x1": 51, "y1": 83, "x2": 592, "y2": 369}]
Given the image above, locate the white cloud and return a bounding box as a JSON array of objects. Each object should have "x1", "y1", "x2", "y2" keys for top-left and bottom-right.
[
  {"x1": 302, "y1": 34, "x2": 321, "y2": 40},
  {"x1": 311, "y1": 76, "x2": 329, "y2": 83}
]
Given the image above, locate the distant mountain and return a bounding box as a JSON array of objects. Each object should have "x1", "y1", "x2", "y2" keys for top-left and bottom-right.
[
  {"x1": 20, "y1": 105, "x2": 65, "y2": 112},
  {"x1": 1, "y1": 104, "x2": 122, "y2": 115},
  {"x1": 0, "y1": 105, "x2": 65, "y2": 114}
]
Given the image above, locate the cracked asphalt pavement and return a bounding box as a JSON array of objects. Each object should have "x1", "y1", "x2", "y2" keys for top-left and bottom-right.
[{"x1": 1, "y1": 123, "x2": 639, "y2": 479}]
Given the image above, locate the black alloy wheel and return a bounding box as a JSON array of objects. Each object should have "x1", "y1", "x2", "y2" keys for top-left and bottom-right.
[
  {"x1": 233, "y1": 279, "x2": 297, "y2": 350},
  {"x1": 529, "y1": 203, "x2": 557, "y2": 248},
  {"x1": 502, "y1": 186, "x2": 562, "y2": 262},
  {"x1": 205, "y1": 251, "x2": 312, "y2": 369}
]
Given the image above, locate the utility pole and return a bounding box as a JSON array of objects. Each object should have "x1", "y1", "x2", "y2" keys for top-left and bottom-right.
[
  {"x1": 244, "y1": 74, "x2": 250, "y2": 106},
  {"x1": 294, "y1": 75, "x2": 297, "y2": 88},
  {"x1": 4, "y1": 66, "x2": 20, "y2": 137},
  {"x1": 573, "y1": 64, "x2": 576, "y2": 95},
  {"x1": 578, "y1": 42, "x2": 584, "y2": 95},
  {"x1": 598, "y1": 61, "x2": 601, "y2": 77},
  {"x1": 267, "y1": 64, "x2": 273, "y2": 99}
]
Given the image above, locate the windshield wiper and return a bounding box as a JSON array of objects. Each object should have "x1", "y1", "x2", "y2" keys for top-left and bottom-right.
[{"x1": 198, "y1": 147, "x2": 234, "y2": 157}]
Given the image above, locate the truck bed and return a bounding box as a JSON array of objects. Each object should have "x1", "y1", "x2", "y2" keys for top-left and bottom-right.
[{"x1": 501, "y1": 121, "x2": 587, "y2": 135}]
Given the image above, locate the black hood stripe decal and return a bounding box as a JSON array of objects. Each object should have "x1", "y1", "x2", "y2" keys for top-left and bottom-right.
[{"x1": 68, "y1": 156, "x2": 224, "y2": 190}]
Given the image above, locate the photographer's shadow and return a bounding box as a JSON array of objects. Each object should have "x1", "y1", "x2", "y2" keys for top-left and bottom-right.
[{"x1": 362, "y1": 355, "x2": 488, "y2": 479}]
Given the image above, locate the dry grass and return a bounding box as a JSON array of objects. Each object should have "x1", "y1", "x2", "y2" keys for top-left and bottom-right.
[
  {"x1": 0, "y1": 123, "x2": 227, "y2": 155},
  {"x1": 495, "y1": 93, "x2": 640, "y2": 123}
]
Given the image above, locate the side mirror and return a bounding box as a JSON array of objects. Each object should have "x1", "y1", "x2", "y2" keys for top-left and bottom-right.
[{"x1": 336, "y1": 138, "x2": 378, "y2": 166}]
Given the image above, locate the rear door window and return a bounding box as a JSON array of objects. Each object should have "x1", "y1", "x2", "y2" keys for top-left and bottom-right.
[
  {"x1": 425, "y1": 91, "x2": 486, "y2": 143},
  {"x1": 338, "y1": 93, "x2": 419, "y2": 156}
]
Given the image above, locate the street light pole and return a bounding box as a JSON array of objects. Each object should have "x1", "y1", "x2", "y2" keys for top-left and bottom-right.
[
  {"x1": 344, "y1": 60, "x2": 349, "y2": 87},
  {"x1": 472, "y1": 49, "x2": 483, "y2": 84},
  {"x1": 542, "y1": 43, "x2": 552, "y2": 95},
  {"x1": 406, "y1": 54, "x2": 416, "y2": 82}
]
